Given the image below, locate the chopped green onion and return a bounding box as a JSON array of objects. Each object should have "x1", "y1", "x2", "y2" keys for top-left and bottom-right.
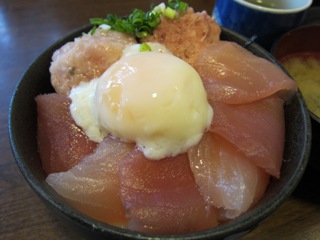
[
  {"x1": 177, "y1": 1, "x2": 188, "y2": 13},
  {"x1": 140, "y1": 43, "x2": 152, "y2": 52},
  {"x1": 152, "y1": 3, "x2": 166, "y2": 15},
  {"x1": 89, "y1": 0, "x2": 188, "y2": 39},
  {"x1": 89, "y1": 25, "x2": 97, "y2": 35},
  {"x1": 164, "y1": 7, "x2": 176, "y2": 20},
  {"x1": 168, "y1": 0, "x2": 188, "y2": 13}
]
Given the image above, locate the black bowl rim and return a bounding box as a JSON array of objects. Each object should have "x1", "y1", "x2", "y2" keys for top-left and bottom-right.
[{"x1": 8, "y1": 25, "x2": 312, "y2": 240}]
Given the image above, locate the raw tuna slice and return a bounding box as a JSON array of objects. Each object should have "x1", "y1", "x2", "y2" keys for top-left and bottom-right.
[
  {"x1": 188, "y1": 133, "x2": 270, "y2": 219},
  {"x1": 210, "y1": 97, "x2": 285, "y2": 178},
  {"x1": 193, "y1": 41, "x2": 297, "y2": 104},
  {"x1": 119, "y1": 149, "x2": 218, "y2": 234},
  {"x1": 36, "y1": 93, "x2": 97, "y2": 174},
  {"x1": 46, "y1": 137, "x2": 134, "y2": 226}
]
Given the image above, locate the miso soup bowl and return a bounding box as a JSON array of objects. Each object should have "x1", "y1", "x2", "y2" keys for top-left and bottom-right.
[
  {"x1": 8, "y1": 26, "x2": 312, "y2": 240},
  {"x1": 271, "y1": 24, "x2": 320, "y2": 125},
  {"x1": 271, "y1": 24, "x2": 320, "y2": 171}
]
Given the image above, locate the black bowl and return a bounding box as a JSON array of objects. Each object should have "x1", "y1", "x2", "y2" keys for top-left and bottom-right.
[{"x1": 8, "y1": 26, "x2": 312, "y2": 240}]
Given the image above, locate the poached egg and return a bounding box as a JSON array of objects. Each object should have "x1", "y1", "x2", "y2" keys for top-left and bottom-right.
[{"x1": 69, "y1": 46, "x2": 213, "y2": 160}]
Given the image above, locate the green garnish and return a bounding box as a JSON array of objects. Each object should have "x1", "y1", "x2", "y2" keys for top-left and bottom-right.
[
  {"x1": 164, "y1": 7, "x2": 176, "y2": 20},
  {"x1": 167, "y1": 0, "x2": 188, "y2": 13},
  {"x1": 89, "y1": 0, "x2": 188, "y2": 39},
  {"x1": 140, "y1": 43, "x2": 152, "y2": 52},
  {"x1": 90, "y1": 9, "x2": 161, "y2": 38}
]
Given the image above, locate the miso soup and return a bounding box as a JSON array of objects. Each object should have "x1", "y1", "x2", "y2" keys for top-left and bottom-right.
[{"x1": 280, "y1": 52, "x2": 320, "y2": 119}]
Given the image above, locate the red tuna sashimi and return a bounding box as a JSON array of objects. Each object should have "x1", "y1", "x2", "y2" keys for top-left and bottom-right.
[
  {"x1": 193, "y1": 41, "x2": 297, "y2": 104},
  {"x1": 188, "y1": 133, "x2": 270, "y2": 219},
  {"x1": 46, "y1": 137, "x2": 134, "y2": 226},
  {"x1": 119, "y1": 149, "x2": 218, "y2": 234},
  {"x1": 36, "y1": 93, "x2": 97, "y2": 174},
  {"x1": 210, "y1": 97, "x2": 285, "y2": 178}
]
